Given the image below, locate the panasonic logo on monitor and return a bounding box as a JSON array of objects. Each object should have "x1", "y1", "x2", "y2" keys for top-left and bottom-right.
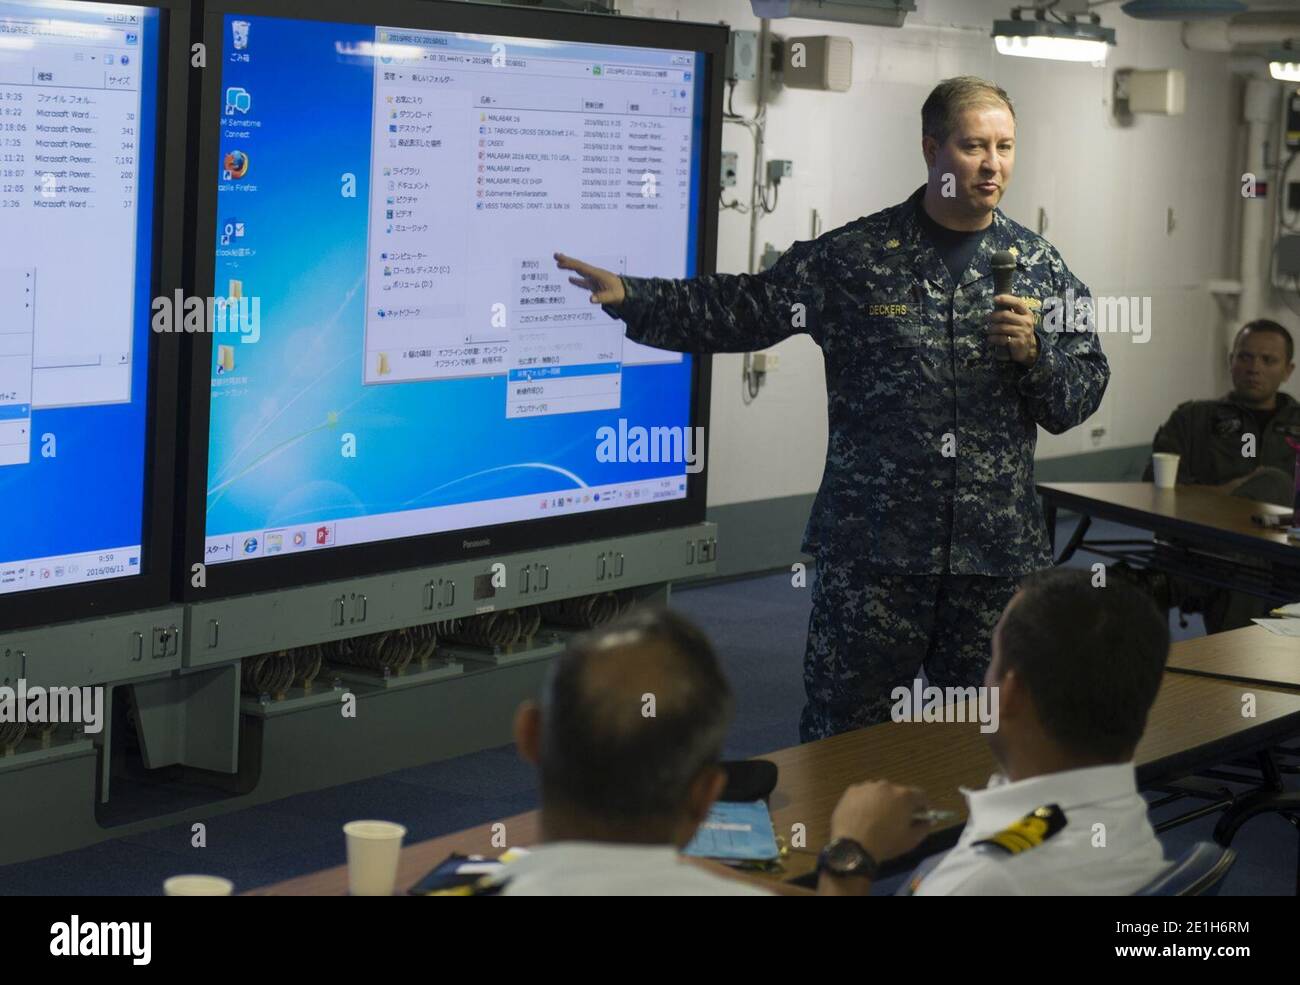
[{"x1": 463, "y1": 538, "x2": 491, "y2": 549}]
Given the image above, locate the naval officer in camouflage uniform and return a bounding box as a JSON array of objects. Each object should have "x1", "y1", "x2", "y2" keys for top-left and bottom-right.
[{"x1": 556, "y1": 77, "x2": 1108, "y2": 741}]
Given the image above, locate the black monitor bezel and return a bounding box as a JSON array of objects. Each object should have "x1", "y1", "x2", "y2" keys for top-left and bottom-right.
[
  {"x1": 0, "y1": 0, "x2": 189, "y2": 632},
  {"x1": 181, "y1": 0, "x2": 723, "y2": 601}
]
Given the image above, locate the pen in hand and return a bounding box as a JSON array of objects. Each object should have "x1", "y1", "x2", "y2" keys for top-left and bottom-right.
[{"x1": 912, "y1": 809, "x2": 957, "y2": 825}]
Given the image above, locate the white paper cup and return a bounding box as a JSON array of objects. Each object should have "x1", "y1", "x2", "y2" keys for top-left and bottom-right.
[
  {"x1": 1151, "y1": 453, "x2": 1179, "y2": 489},
  {"x1": 344, "y1": 820, "x2": 407, "y2": 896},
  {"x1": 164, "y1": 874, "x2": 234, "y2": 896}
]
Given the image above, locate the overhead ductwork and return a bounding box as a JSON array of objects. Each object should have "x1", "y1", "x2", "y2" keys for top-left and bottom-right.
[
  {"x1": 1183, "y1": 11, "x2": 1300, "y2": 53},
  {"x1": 1121, "y1": 0, "x2": 1246, "y2": 20}
]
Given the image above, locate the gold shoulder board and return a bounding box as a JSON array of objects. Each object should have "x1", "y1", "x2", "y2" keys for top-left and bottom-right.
[{"x1": 971, "y1": 804, "x2": 1066, "y2": 856}]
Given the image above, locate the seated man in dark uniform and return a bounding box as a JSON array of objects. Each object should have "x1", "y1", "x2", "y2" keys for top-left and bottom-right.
[{"x1": 1141, "y1": 319, "x2": 1300, "y2": 632}]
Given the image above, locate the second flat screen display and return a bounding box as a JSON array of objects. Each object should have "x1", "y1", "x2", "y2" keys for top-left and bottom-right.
[{"x1": 200, "y1": 9, "x2": 709, "y2": 576}]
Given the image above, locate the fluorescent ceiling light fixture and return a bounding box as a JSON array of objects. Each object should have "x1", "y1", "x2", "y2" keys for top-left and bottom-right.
[
  {"x1": 1269, "y1": 59, "x2": 1300, "y2": 83},
  {"x1": 992, "y1": 14, "x2": 1116, "y2": 66},
  {"x1": 995, "y1": 34, "x2": 1110, "y2": 63},
  {"x1": 751, "y1": 0, "x2": 916, "y2": 27},
  {"x1": 1269, "y1": 48, "x2": 1300, "y2": 82}
]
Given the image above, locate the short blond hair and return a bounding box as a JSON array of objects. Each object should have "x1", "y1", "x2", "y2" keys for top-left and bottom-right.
[{"x1": 922, "y1": 76, "x2": 1015, "y2": 145}]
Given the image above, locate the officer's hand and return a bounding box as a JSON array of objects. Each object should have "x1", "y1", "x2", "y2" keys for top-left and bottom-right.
[
  {"x1": 1217, "y1": 465, "x2": 1273, "y2": 494},
  {"x1": 555, "y1": 252, "x2": 626, "y2": 306},
  {"x1": 1220, "y1": 466, "x2": 1263, "y2": 488},
  {"x1": 830, "y1": 779, "x2": 931, "y2": 862},
  {"x1": 987, "y1": 294, "x2": 1039, "y2": 366}
]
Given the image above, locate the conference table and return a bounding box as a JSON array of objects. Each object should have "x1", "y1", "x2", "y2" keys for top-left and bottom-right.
[
  {"x1": 1165, "y1": 625, "x2": 1300, "y2": 691},
  {"x1": 248, "y1": 656, "x2": 1300, "y2": 895},
  {"x1": 1036, "y1": 482, "x2": 1300, "y2": 602},
  {"x1": 1161, "y1": 625, "x2": 1300, "y2": 860}
]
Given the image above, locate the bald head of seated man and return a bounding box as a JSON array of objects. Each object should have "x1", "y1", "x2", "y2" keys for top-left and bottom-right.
[
  {"x1": 822, "y1": 567, "x2": 1172, "y2": 896},
  {"x1": 488, "y1": 606, "x2": 771, "y2": 896}
]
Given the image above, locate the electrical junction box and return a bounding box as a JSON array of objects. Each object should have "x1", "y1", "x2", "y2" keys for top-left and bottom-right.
[
  {"x1": 726, "y1": 29, "x2": 759, "y2": 82},
  {"x1": 766, "y1": 159, "x2": 793, "y2": 182},
  {"x1": 721, "y1": 151, "x2": 739, "y2": 188}
]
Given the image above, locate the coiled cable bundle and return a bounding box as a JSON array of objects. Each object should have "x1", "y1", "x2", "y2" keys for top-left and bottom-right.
[
  {"x1": 325, "y1": 631, "x2": 416, "y2": 675},
  {"x1": 540, "y1": 592, "x2": 623, "y2": 628},
  {"x1": 407, "y1": 623, "x2": 439, "y2": 662},
  {"x1": 372, "y1": 631, "x2": 416, "y2": 674},
  {"x1": 444, "y1": 610, "x2": 524, "y2": 648},
  {"x1": 0, "y1": 721, "x2": 26, "y2": 755},
  {"x1": 292, "y1": 644, "x2": 323, "y2": 689},
  {"x1": 241, "y1": 652, "x2": 296, "y2": 699},
  {"x1": 515, "y1": 605, "x2": 542, "y2": 640},
  {"x1": 431, "y1": 618, "x2": 461, "y2": 637},
  {"x1": 24, "y1": 719, "x2": 55, "y2": 745}
]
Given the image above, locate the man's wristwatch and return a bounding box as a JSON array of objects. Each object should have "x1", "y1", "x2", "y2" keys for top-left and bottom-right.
[{"x1": 817, "y1": 838, "x2": 880, "y2": 880}]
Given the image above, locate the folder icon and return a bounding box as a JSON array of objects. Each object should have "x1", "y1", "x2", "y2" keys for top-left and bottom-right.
[
  {"x1": 228, "y1": 279, "x2": 243, "y2": 300},
  {"x1": 377, "y1": 352, "x2": 390, "y2": 376},
  {"x1": 217, "y1": 345, "x2": 235, "y2": 374}
]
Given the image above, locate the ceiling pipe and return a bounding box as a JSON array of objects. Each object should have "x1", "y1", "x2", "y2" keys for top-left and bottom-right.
[{"x1": 1182, "y1": 12, "x2": 1300, "y2": 52}]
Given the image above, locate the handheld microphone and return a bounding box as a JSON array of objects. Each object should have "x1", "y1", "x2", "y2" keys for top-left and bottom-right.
[{"x1": 989, "y1": 250, "x2": 1017, "y2": 362}]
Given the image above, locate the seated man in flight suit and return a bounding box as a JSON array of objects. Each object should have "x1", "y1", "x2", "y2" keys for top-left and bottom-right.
[{"x1": 1140, "y1": 319, "x2": 1300, "y2": 632}]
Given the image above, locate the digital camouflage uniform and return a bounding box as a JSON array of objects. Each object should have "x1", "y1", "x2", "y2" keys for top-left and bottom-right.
[{"x1": 608, "y1": 185, "x2": 1109, "y2": 740}]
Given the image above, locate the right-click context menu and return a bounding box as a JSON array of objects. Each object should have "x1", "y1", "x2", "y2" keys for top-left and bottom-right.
[{"x1": 361, "y1": 29, "x2": 694, "y2": 420}]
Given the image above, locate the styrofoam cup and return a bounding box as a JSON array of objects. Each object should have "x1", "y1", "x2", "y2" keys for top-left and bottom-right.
[
  {"x1": 344, "y1": 820, "x2": 406, "y2": 896},
  {"x1": 164, "y1": 874, "x2": 234, "y2": 896},
  {"x1": 1152, "y1": 453, "x2": 1179, "y2": 489}
]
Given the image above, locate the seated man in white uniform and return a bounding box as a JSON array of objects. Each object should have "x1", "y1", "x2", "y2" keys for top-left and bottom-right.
[
  {"x1": 818, "y1": 567, "x2": 1171, "y2": 896},
  {"x1": 490, "y1": 606, "x2": 771, "y2": 896}
]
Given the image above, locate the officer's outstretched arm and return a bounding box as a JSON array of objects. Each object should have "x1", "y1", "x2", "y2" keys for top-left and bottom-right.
[
  {"x1": 1017, "y1": 274, "x2": 1110, "y2": 434},
  {"x1": 564, "y1": 237, "x2": 827, "y2": 355}
]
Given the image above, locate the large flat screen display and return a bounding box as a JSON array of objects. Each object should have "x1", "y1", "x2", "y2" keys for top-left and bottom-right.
[
  {"x1": 187, "y1": 0, "x2": 722, "y2": 595},
  {"x1": 0, "y1": 0, "x2": 182, "y2": 627}
]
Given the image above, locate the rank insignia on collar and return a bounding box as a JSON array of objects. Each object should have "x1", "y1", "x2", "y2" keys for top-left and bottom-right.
[
  {"x1": 1008, "y1": 246, "x2": 1019, "y2": 258},
  {"x1": 885, "y1": 238, "x2": 900, "y2": 249}
]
